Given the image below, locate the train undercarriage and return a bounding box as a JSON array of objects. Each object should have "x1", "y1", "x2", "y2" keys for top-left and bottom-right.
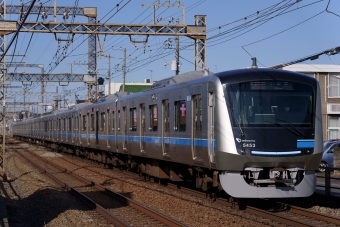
[{"x1": 16, "y1": 136, "x2": 222, "y2": 195}]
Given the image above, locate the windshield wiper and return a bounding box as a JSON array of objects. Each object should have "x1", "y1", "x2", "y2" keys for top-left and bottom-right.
[
  {"x1": 230, "y1": 108, "x2": 245, "y2": 137},
  {"x1": 264, "y1": 121, "x2": 301, "y2": 136},
  {"x1": 270, "y1": 117, "x2": 305, "y2": 136}
]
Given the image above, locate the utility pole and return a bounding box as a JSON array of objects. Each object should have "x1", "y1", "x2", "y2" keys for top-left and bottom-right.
[
  {"x1": 23, "y1": 85, "x2": 27, "y2": 113},
  {"x1": 108, "y1": 55, "x2": 111, "y2": 95},
  {"x1": 176, "y1": 36, "x2": 179, "y2": 75},
  {"x1": 99, "y1": 36, "x2": 114, "y2": 95},
  {"x1": 166, "y1": 37, "x2": 180, "y2": 75},
  {"x1": 69, "y1": 61, "x2": 93, "y2": 99},
  {"x1": 112, "y1": 47, "x2": 127, "y2": 92},
  {"x1": 123, "y1": 48, "x2": 126, "y2": 92},
  {"x1": 148, "y1": 70, "x2": 153, "y2": 83},
  {"x1": 3, "y1": 2, "x2": 206, "y2": 100}
]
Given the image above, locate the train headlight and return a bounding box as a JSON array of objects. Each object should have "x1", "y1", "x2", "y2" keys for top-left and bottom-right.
[
  {"x1": 236, "y1": 148, "x2": 248, "y2": 155},
  {"x1": 302, "y1": 149, "x2": 314, "y2": 155}
]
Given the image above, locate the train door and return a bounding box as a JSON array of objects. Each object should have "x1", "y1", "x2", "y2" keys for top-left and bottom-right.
[
  {"x1": 55, "y1": 119, "x2": 57, "y2": 141},
  {"x1": 87, "y1": 113, "x2": 90, "y2": 145},
  {"x1": 116, "y1": 109, "x2": 123, "y2": 152},
  {"x1": 123, "y1": 107, "x2": 127, "y2": 151},
  {"x1": 71, "y1": 116, "x2": 74, "y2": 143},
  {"x1": 65, "y1": 116, "x2": 68, "y2": 142},
  {"x1": 51, "y1": 120, "x2": 53, "y2": 140},
  {"x1": 140, "y1": 103, "x2": 146, "y2": 153},
  {"x1": 106, "y1": 109, "x2": 110, "y2": 149},
  {"x1": 192, "y1": 95, "x2": 203, "y2": 160},
  {"x1": 109, "y1": 108, "x2": 117, "y2": 151},
  {"x1": 162, "y1": 99, "x2": 170, "y2": 155},
  {"x1": 77, "y1": 114, "x2": 81, "y2": 145},
  {"x1": 48, "y1": 120, "x2": 51, "y2": 140},
  {"x1": 208, "y1": 92, "x2": 215, "y2": 163},
  {"x1": 58, "y1": 118, "x2": 61, "y2": 142},
  {"x1": 96, "y1": 111, "x2": 99, "y2": 146}
]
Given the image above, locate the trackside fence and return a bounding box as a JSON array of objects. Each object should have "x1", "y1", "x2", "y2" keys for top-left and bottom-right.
[{"x1": 317, "y1": 167, "x2": 340, "y2": 197}]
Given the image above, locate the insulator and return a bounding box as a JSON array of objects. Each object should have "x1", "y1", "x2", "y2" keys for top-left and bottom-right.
[
  {"x1": 41, "y1": 12, "x2": 48, "y2": 19},
  {"x1": 63, "y1": 12, "x2": 69, "y2": 20}
]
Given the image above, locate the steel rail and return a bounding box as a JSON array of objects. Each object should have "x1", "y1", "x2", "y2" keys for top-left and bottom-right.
[
  {"x1": 10, "y1": 140, "x2": 339, "y2": 227},
  {"x1": 15, "y1": 146, "x2": 185, "y2": 227},
  {"x1": 15, "y1": 147, "x2": 130, "y2": 227},
  {"x1": 165, "y1": 184, "x2": 312, "y2": 227},
  {"x1": 280, "y1": 203, "x2": 340, "y2": 226}
]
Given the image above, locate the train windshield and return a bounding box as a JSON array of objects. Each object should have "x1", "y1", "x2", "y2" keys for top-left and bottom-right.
[{"x1": 225, "y1": 80, "x2": 314, "y2": 127}]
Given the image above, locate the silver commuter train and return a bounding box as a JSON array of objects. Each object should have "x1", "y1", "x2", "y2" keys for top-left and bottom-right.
[{"x1": 12, "y1": 68, "x2": 323, "y2": 198}]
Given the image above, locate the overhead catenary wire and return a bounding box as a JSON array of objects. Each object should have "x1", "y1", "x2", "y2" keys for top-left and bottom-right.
[
  {"x1": 0, "y1": 0, "x2": 37, "y2": 63},
  {"x1": 15, "y1": 0, "x2": 334, "y2": 106},
  {"x1": 25, "y1": 0, "x2": 133, "y2": 100}
]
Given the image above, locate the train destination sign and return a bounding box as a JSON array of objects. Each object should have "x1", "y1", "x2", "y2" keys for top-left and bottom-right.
[{"x1": 250, "y1": 81, "x2": 294, "y2": 90}]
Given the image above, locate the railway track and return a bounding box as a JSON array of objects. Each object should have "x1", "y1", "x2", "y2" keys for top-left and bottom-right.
[
  {"x1": 8, "y1": 140, "x2": 340, "y2": 227},
  {"x1": 162, "y1": 183, "x2": 340, "y2": 227},
  {"x1": 10, "y1": 144, "x2": 185, "y2": 227}
]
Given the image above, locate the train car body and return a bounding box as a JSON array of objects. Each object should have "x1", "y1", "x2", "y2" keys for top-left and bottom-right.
[{"x1": 12, "y1": 68, "x2": 323, "y2": 198}]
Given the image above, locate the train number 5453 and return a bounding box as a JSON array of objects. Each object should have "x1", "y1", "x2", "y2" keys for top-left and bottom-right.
[{"x1": 242, "y1": 143, "x2": 255, "y2": 147}]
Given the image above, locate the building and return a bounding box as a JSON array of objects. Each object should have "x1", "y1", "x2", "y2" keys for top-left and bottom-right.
[
  {"x1": 284, "y1": 64, "x2": 340, "y2": 140},
  {"x1": 104, "y1": 81, "x2": 152, "y2": 96}
]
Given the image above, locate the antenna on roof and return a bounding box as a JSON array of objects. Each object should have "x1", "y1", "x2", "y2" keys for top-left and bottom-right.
[{"x1": 251, "y1": 57, "x2": 258, "y2": 69}]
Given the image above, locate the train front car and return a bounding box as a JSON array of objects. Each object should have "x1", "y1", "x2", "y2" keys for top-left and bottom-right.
[{"x1": 214, "y1": 68, "x2": 323, "y2": 198}]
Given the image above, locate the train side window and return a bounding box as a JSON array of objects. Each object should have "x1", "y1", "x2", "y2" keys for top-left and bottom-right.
[
  {"x1": 63, "y1": 118, "x2": 66, "y2": 131},
  {"x1": 100, "y1": 112, "x2": 106, "y2": 131},
  {"x1": 149, "y1": 104, "x2": 158, "y2": 131},
  {"x1": 91, "y1": 114, "x2": 94, "y2": 131},
  {"x1": 174, "y1": 100, "x2": 186, "y2": 132},
  {"x1": 130, "y1": 108, "x2": 137, "y2": 131},
  {"x1": 82, "y1": 115, "x2": 87, "y2": 131},
  {"x1": 58, "y1": 119, "x2": 61, "y2": 131}
]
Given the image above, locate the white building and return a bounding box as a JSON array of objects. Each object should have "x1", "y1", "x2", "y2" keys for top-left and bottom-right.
[
  {"x1": 284, "y1": 64, "x2": 340, "y2": 140},
  {"x1": 104, "y1": 81, "x2": 152, "y2": 96}
]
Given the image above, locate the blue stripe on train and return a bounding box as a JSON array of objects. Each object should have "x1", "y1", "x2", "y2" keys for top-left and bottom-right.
[
  {"x1": 37, "y1": 132, "x2": 216, "y2": 147},
  {"x1": 297, "y1": 139, "x2": 314, "y2": 148}
]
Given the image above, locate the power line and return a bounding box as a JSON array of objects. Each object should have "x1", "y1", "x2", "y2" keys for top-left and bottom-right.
[
  {"x1": 326, "y1": 0, "x2": 340, "y2": 18},
  {"x1": 0, "y1": 0, "x2": 37, "y2": 62},
  {"x1": 242, "y1": 10, "x2": 324, "y2": 47}
]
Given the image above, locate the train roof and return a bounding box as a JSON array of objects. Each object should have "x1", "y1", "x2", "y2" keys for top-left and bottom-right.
[
  {"x1": 214, "y1": 68, "x2": 318, "y2": 85},
  {"x1": 151, "y1": 70, "x2": 214, "y2": 89}
]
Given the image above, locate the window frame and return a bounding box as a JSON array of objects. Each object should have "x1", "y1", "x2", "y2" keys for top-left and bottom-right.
[
  {"x1": 149, "y1": 104, "x2": 158, "y2": 131},
  {"x1": 174, "y1": 100, "x2": 186, "y2": 132},
  {"x1": 130, "y1": 108, "x2": 137, "y2": 131}
]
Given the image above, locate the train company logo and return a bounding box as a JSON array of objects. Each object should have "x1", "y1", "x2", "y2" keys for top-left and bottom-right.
[{"x1": 236, "y1": 138, "x2": 255, "y2": 143}]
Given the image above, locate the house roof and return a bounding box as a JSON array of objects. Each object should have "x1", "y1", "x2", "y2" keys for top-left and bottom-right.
[
  {"x1": 283, "y1": 64, "x2": 340, "y2": 73},
  {"x1": 119, "y1": 84, "x2": 151, "y2": 93}
]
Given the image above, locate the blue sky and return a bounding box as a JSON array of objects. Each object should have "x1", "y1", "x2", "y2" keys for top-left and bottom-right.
[{"x1": 5, "y1": 0, "x2": 340, "y2": 108}]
